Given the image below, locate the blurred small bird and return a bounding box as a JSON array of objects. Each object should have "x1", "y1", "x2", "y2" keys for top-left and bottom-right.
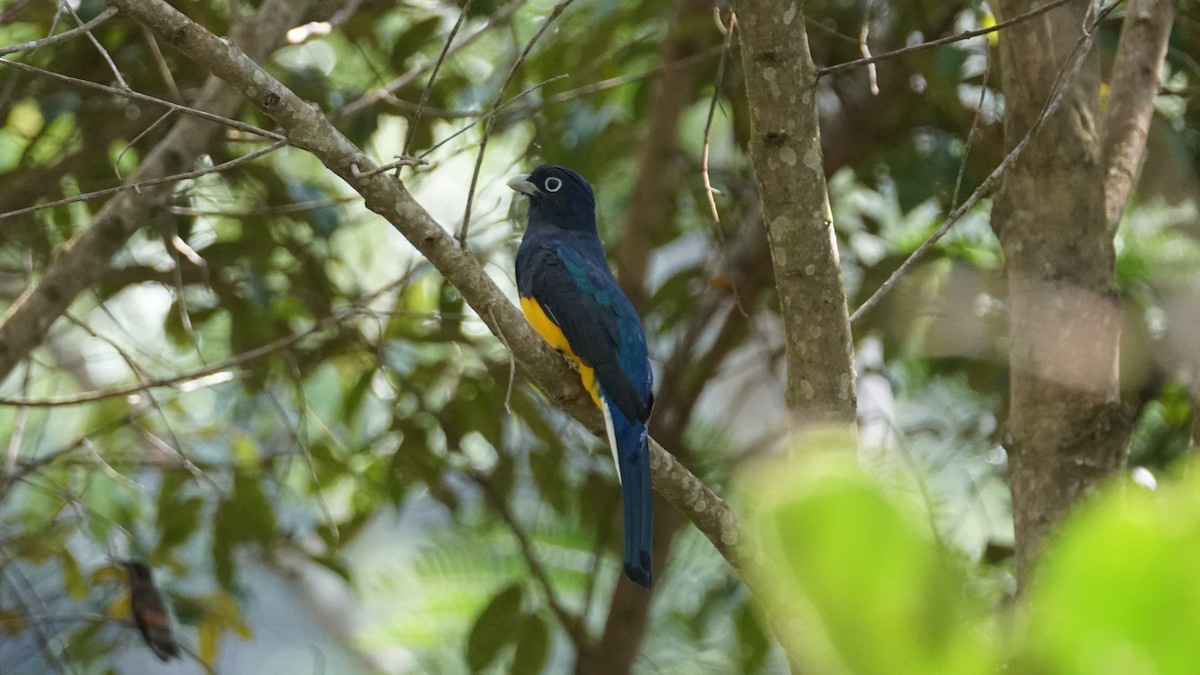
[
  {"x1": 122, "y1": 560, "x2": 180, "y2": 661},
  {"x1": 510, "y1": 165, "x2": 655, "y2": 588}
]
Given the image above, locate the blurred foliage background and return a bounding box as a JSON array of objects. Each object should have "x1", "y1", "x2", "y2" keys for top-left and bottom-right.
[{"x1": 1, "y1": 0, "x2": 1200, "y2": 672}]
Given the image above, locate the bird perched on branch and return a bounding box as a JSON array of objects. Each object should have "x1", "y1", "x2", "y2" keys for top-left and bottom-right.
[
  {"x1": 509, "y1": 165, "x2": 655, "y2": 588},
  {"x1": 122, "y1": 560, "x2": 180, "y2": 661}
]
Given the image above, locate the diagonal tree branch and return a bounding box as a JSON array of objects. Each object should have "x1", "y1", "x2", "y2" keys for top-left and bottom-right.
[
  {"x1": 0, "y1": 0, "x2": 313, "y2": 385},
  {"x1": 101, "y1": 0, "x2": 758, "y2": 585},
  {"x1": 1102, "y1": 0, "x2": 1174, "y2": 229}
]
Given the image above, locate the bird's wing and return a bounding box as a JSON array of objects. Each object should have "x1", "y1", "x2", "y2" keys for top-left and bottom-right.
[{"x1": 527, "y1": 243, "x2": 651, "y2": 425}]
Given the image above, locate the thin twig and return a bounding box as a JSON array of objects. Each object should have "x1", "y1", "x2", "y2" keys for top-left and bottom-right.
[
  {"x1": 3, "y1": 365, "x2": 31, "y2": 473},
  {"x1": 805, "y1": 12, "x2": 864, "y2": 45},
  {"x1": 0, "y1": 140, "x2": 287, "y2": 223},
  {"x1": 818, "y1": 0, "x2": 1074, "y2": 78},
  {"x1": 850, "y1": 1, "x2": 1117, "y2": 324},
  {"x1": 114, "y1": 110, "x2": 176, "y2": 181},
  {"x1": 169, "y1": 232, "x2": 206, "y2": 364},
  {"x1": 458, "y1": 0, "x2": 576, "y2": 245},
  {"x1": 332, "y1": 0, "x2": 529, "y2": 121},
  {"x1": 0, "y1": 58, "x2": 285, "y2": 141},
  {"x1": 0, "y1": 279, "x2": 409, "y2": 407},
  {"x1": 353, "y1": 155, "x2": 427, "y2": 179},
  {"x1": 469, "y1": 469, "x2": 590, "y2": 648},
  {"x1": 64, "y1": 310, "x2": 213, "y2": 484},
  {"x1": 488, "y1": 308, "x2": 516, "y2": 415},
  {"x1": 701, "y1": 10, "x2": 736, "y2": 223},
  {"x1": 170, "y1": 196, "x2": 355, "y2": 217},
  {"x1": 859, "y1": 0, "x2": 879, "y2": 95},
  {"x1": 0, "y1": 557, "x2": 79, "y2": 675},
  {"x1": 139, "y1": 23, "x2": 185, "y2": 102},
  {"x1": 0, "y1": 6, "x2": 117, "y2": 56},
  {"x1": 0, "y1": 296, "x2": 331, "y2": 407},
  {"x1": 951, "y1": 51, "x2": 991, "y2": 209},
  {"x1": 60, "y1": 0, "x2": 127, "y2": 89},
  {"x1": 264, "y1": 361, "x2": 340, "y2": 548},
  {"x1": 379, "y1": 47, "x2": 719, "y2": 121},
  {"x1": 417, "y1": 74, "x2": 567, "y2": 161},
  {"x1": 402, "y1": 0, "x2": 473, "y2": 157},
  {"x1": 0, "y1": 0, "x2": 40, "y2": 25}
]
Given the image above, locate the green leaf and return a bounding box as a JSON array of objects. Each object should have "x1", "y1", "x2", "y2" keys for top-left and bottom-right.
[
  {"x1": 212, "y1": 472, "x2": 277, "y2": 587},
  {"x1": 466, "y1": 583, "x2": 525, "y2": 673},
  {"x1": 60, "y1": 550, "x2": 87, "y2": 601},
  {"x1": 733, "y1": 601, "x2": 770, "y2": 674},
  {"x1": 511, "y1": 612, "x2": 550, "y2": 675},
  {"x1": 1019, "y1": 465, "x2": 1200, "y2": 675},
  {"x1": 746, "y1": 450, "x2": 995, "y2": 675},
  {"x1": 156, "y1": 474, "x2": 204, "y2": 558}
]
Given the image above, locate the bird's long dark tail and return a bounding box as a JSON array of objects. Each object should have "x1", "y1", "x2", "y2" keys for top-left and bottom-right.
[{"x1": 603, "y1": 400, "x2": 653, "y2": 588}]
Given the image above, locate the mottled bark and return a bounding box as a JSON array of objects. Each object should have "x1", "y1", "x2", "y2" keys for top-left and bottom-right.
[
  {"x1": 731, "y1": 0, "x2": 856, "y2": 427},
  {"x1": 1102, "y1": 0, "x2": 1174, "y2": 228},
  {"x1": 992, "y1": 0, "x2": 1130, "y2": 580},
  {"x1": 0, "y1": 0, "x2": 312, "y2": 385}
]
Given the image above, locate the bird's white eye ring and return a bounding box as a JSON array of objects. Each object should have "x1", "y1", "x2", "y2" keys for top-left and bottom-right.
[{"x1": 544, "y1": 177, "x2": 563, "y2": 193}]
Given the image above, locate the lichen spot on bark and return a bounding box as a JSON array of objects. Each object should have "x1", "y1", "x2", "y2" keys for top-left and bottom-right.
[
  {"x1": 779, "y1": 146, "x2": 797, "y2": 166},
  {"x1": 762, "y1": 68, "x2": 780, "y2": 98},
  {"x1": 838, "y1": 373, "x2": 852, "y2": 401},
  {"x1": 770, "y1": 217, "x2": 791, "y2": 252},
  {"x1": 803, "y1": 144, "x2": 822, "y2": 172},
  {"x1": 783, "y1": 2, "x2": 798, "y2": 25},
  {"x1": 800, "y1": 379, "x2": 815, "y2": 400}
]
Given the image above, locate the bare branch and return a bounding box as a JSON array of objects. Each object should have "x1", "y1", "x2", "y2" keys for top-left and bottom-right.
[
  {"x1": 332, "y1": 0, "x2": 529, "y2": 121},
  {"x1": 817, "y1": 0, "x2": 1073, "y2": 78},
  {"x1": 0, "y1": 140, "x2": 287, "y2": 223},
  {"x1": 469, "y1": 468, "x2": 590, "y2": 648},
  {"x1": 0, "y1": 6, "x2": 117, "y2": 56},
  {"x1": 851, "y1": 4, "x2": 1118, "y2": 325},
  {"x1": 0, "y1": 58, "x2": 285, "y2": 141},
  {"x1": 60, "y1": 0, "x2": 128, "y2": 89},
  {"x1": 0, "y1": 293, "x2": 367, "y2": 408},
  {"x1": 701, "y1": 11, "x2": 736, "y2": 224},
  {"x1": 1103, "y1": 0, "x2": 1175, "y2": 229},
  {"x1": 459, "y1": 0, "x2": 576, "y2": 244},
  {"x1": 402, "y1": 0, "x2": 473, "y2": 158}
]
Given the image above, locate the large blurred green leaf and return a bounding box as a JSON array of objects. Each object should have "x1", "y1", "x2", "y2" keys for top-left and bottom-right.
[
  {"x1": 465, "y1": 582, "x2": 526, "y2": 673},
  {"x1": 1018, "y1": 463, "x2": 1200, "y2": 675},
  {"x1": 212, "y1": 470, "x2": 278, "y2": 587},
  {"x1": 746, "y1": 446, "x2": 996, "y2": 675}
]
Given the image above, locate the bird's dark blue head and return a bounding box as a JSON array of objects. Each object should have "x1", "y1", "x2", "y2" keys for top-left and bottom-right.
[{"x1": 507, "y1": 165, "x2": 597, "y2": 234}]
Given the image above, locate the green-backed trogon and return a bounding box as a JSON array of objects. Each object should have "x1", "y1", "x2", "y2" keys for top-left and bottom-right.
[{"x1": 509, "y1": 165, "x2": 655, "y2": 588}]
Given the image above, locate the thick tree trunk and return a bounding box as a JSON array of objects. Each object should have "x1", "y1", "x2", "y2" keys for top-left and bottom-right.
[
  {"x1": 992, "y1": 0, "x2": 1130, "y2": 581},
  {"x1": 731, "y1": 0, "x2": 856, "y2": 428}
]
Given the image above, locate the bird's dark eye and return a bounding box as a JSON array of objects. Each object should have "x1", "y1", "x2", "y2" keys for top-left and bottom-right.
[{"x1": 544, "y1": 177, "x2": 563, "y2": 193}]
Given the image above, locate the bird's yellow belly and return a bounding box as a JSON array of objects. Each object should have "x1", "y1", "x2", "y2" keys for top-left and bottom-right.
[{"x1": 520, "y1": 296, "x2": 602, "y2": 410}]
